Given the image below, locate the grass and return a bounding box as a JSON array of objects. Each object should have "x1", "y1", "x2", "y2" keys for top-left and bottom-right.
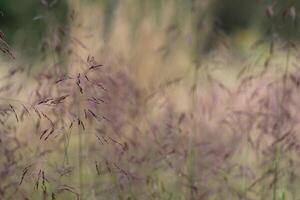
[{"x1": 1, "y1": 1, "x2": 300, "y2": 200}]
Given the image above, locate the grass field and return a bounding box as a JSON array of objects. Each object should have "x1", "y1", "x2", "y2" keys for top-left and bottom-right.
[{"x1": 1, "y1": 1, "x2": 300, "y2": 200}]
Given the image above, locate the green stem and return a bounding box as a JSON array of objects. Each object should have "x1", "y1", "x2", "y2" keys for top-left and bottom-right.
[{"x1": 273, "y1": 46, "x2": 290, "y2": 200}]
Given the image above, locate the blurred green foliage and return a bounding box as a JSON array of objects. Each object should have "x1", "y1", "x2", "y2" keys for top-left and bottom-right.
[
  {"x1": 1, "y1": 0, "x2": 300, "y2": 60},
  {"x1": 0, "y1": 0, "x2": 68, "y2": 59},
  {"x1": 207, "y1": 0, "x2": 300, "y2": 40},
  {"x1": 212, "y1": 0, "x2": 260, "y2": 33}
]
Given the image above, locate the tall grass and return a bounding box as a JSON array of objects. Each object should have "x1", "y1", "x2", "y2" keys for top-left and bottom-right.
[{"x1": 1, "y1": 1, "x2": 300, "y2": 200}]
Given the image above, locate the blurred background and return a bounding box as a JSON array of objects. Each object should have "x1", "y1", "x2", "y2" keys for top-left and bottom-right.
[
  {"x1": 1, "y1": 0, "x2": 299, "y2": 88},
  {"x1": 1, "y1": 0, "x2": 300, "y2": 199},
  {"x1": 1, "y1": 0, "x2": 300, "y2": 56}
]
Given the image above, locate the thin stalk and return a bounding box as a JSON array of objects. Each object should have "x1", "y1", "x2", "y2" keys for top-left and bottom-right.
[
  {"x1": 187, "y1": 65, "x2": 200, "y2": 200},
  {"x1": 76, "y1": 94, "x2": 83, "y2": 200},
  {"x1": 272, "y1": 46, "x2": 290, "y2": 200}
]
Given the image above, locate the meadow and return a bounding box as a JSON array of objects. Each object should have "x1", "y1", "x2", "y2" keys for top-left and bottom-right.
[{"x1": 1, "y1": 1, "x2": 300, "y2": 199}]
